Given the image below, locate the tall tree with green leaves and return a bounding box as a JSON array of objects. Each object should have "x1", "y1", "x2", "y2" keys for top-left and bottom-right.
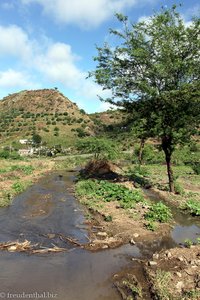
[{"x1": 89, "y1": 5, "x2": 200, "y2": 192}]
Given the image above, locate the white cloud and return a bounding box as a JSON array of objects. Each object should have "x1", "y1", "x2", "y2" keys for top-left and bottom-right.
[
  {"x1": 0, "y1": 25, "x2": 32, "y2": 60},
  {"x1": 21, "y1": 0, "x2": 154, "y2": 28},
  {"x1": 0, "y1": 23, "x2": 111, "y2": 105},
  {"x1": 35, "y1": 43, "x2": 83, "y2": 86},
  {"x1": 0, "y1": 69, "x2": 37, "y2": 88},
  {"x1": 98, "y1": 101, "x2": 117, "y2": 112}
]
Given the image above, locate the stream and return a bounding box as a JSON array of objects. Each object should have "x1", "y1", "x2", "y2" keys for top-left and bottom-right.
[{"x1": 0, "y1": 171, "x2": 199, "y2": 300}]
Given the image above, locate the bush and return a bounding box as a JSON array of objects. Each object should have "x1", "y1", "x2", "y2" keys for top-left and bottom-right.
[
  {"x1": 133, "y1": 144, "x2": 164, "y2": 164},
  {"x1": 0, "y1": 150, "x2": 10, "y2": 159},
  {"x1": 0, "y1": 151, "x2": 21, "y2": 160},
  {"x1": 191, "y1": 162, "x2": 200, "y2": 175}
]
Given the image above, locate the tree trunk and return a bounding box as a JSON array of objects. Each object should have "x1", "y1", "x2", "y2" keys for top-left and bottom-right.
[
  {"x1": 162, "y1": 136, "x2": 175, "y2": 193},
  {"x1": 165, "y1": 152, "x2": 175, "y2": 193},
  {"x1": 138, "y1": 138, "x2": 145, "y2": 166}
]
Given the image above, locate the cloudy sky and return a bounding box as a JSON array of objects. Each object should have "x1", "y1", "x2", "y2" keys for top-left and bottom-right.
[{"x1": 0, "y1": 0, "x2": 199, "y2": 112}]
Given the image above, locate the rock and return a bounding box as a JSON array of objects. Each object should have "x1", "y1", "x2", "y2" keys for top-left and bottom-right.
[
  {"x1": 97, "y1": 232, "x2": 107, "y2": 237},
  {"x1": 190, "y1": 259, "x2": 200, "y2": 266},
  {"x1": 166, "y1": 251, "x2": 172, "y2": 258},
  {"x1": 148, "y1": 261, "x2": 157, "y2": 266},
  {"x1": 177, "y1": 256, "x2": 184, "y2": 262},
  {"x1": 133, "y1": 233, "x2": 139, "y2": 238},
  {"x1": 175, "y1": 272, "x2": 182, "y2": 278},
  {"x1": 153, "y1": 253, "x2": 159, "y2": 260},
  {"x1": 8, "y1": 246, "x2": 17, "y2": 252},
  {"x1": 130, "y1": 239, "x2": 136, "y2": 245},
  {"x1": 176, "y1": 281, "x2": 184, "y2": 291},
  {"x1": 101, "y1": 245, "x2": 109, "y2": 249},
  {"x1": 47, "y1": 234, "x2": 56, "y2": 239}
]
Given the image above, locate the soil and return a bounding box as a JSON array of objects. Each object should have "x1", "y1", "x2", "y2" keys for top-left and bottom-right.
[
  {"x1": 112, "y1": 245, "x2": 200, "y2": 300},
  {"x1": 145, "y1": 245, "x2": 200, "y2": 299},
  {"x1": 85, "y1": 200, "x2": 172, "y2": 245}
]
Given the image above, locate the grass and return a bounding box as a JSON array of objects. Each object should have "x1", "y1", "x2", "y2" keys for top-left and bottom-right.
[
  {"x1": 0, "y1": 158, "x2": 55, "y2": 207},
  {"x1": 153, "y1": 269, "x2": 173, "y2": 300},
  {"x1": 76, "y1": 178, "x2": 173, "y2": 228}
]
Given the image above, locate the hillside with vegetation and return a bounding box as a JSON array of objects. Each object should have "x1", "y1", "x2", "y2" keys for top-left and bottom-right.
[{"x1": 0, "y1": 89, "x2": 95, "y2": 147}]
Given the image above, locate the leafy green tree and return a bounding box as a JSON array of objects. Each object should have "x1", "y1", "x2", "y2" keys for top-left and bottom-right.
[
  {"x1": 89, "y1": 6, "x2": 200, "y2": 192},
  {"x1": 76, "y1": 137, "x2": 118, "y2": 160},
  {"x1": 32, "y1": 133, "x2": 42, "y2": 146}
]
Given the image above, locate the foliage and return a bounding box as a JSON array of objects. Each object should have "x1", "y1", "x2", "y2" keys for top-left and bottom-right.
[
  {"x1": 145, "y1": 202, "x2": 172, "y2": 223},
  {"x1": 0, "y1": 150, "x2": 21, "y2": 160},
  {"x1": 76, "y1": 137, "x2": 119, "y2": 160},
  {"x1": 181, "y1": 199, "x2": 200, "y2": 216},
  {"x1": 184, "y1": 239, "x2": 193, "y2": 248},
  {"x1": 32, "y1": 133, "x2": 42, "y2": 145},
  {"x1": 153, "y1": 269, "x2": 172, "y2": 300},
  {"x1": 174, "y1": 181, "x2": 185, "y2": 195},
  {"x1": 89, "y1": 6, "x2": 200, "y2": 193},
  {"x1": 191, "y1": 162, "x2": 200, "y2": 175},
  {"x1": 76, "y1": 179, "x2": 144, "y2": 209},
  {"x1": 10, "y1": 165, "x2": 34, "y2": 175},
  {"x1": 145, "y1": 221, "x2": 157, "y2": 231},
  {"x1": 183, "y1": 290, "x2": 200, "y2": 299},
  {"x1": 11, "y1": 182, "x2": 25, "y2": 193}
]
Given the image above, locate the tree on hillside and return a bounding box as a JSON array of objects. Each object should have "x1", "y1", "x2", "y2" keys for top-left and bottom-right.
[
  {"x1": 32, "y1": 133, "x2": 42, "y2": 146},
  {"x1": 89, "y1": 6, "x2": 200, "y2": 192}
]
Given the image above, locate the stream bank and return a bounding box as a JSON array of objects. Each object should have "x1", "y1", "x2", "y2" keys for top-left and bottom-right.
[{"x1": 0, "y1": 170, "x2": 199, "y2": 299}]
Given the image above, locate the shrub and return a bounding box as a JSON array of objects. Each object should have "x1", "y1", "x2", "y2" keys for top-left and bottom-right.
[{"x1": 191, "y1": 162, "x2": 200, "y2": 175}]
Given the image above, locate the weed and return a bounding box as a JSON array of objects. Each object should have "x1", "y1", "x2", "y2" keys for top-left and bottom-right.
[
  {"x1": 145, "y1": 221, "x2": 157, "y2": 231},
  {"x1": 191, "y1": 162, "x2": 200, "y2": 175},
  {"x1": 184, "y1": 239, "x2": 193, "y2": 248},
  {"x1": 183, "y1": 289, "x2": 200, "y2": 299},
  {"x1": 174, "y1": 182, "x2": 185, "y2": 195},
  {"x1": 153, "y1": 269, "x2": 173, "y2": 300},
  {"x1": 104, "y1": 215, "x2": 112, "y2": 222},
  {"x1": 11, "y1": 182, "x2": 25, "y2": 193},
  {"x1": 181, "y1": 199, "x2": 200, "y2": 216},
  {"x1": 76, "y1": 179, "x2": 144, "y2": 210},
  {"x1": 10, "y1": 165, "x2": 34, "y2": 175},
  {"x1": 145, "y1": 202, "x2": 172, "y2": 223}
]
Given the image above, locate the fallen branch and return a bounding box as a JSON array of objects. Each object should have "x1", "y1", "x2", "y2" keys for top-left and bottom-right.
[{"x1": 0, "y1": 240, "x2": 67, "y2": 254}]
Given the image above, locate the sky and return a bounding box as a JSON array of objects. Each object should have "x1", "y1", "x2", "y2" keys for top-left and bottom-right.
[{"x1": 0, "y1": 0, "x2": 199, "y2": 113}]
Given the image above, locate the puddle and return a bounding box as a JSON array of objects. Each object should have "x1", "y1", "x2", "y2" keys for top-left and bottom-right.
[
  {"x1": 0, "y1": 171, "x2": 199, "y2": 299},
  {"x1": 143, "y1": 188, "x2": 200, "y2": 244}
]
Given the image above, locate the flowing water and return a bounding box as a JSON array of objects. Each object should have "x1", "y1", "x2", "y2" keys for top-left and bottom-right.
[{"x1": 0, "y1": 171, "x2": 199, "y2": 300}]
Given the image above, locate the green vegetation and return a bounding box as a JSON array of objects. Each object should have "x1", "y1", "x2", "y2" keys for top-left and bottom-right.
[
  {"x1": 89, "y1": 6, "x2": 200, "y2": 193},
  {"x1": 12, "y1": 182, "x2": 26, "y2": 193},
  {"x1": 145, "y1": 202, "x2": 172, "y2": 223},
  {"x1": 76, "y1": 137, "x2": 119, "y2": 160},
  {"x1": 76, "y1": 179, "x2": 144, "y2": 210},
  {"x1": 153, "y1": 269, "x2": 172, "y2": 300},
  {"x1": 183, "y1": 290, "x2": 200, "y2": 300},
  {"x1": 181, "y1": 199, "x2": 200, "y2": 216}
]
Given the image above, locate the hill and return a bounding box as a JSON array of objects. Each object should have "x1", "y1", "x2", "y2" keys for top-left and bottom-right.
[{"x1": 0, "y1": 89, "x2": 94, "y2": 147}]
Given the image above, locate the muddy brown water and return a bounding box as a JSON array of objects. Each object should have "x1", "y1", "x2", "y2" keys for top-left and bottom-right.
[{"x1": 0, "y1": 171, "x2": 199, "y2": 300}]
